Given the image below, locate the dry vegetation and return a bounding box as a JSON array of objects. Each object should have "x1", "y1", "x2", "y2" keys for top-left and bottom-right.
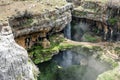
[{"x1": 0, "y1": 0, "x2": 67, "y2": 23}]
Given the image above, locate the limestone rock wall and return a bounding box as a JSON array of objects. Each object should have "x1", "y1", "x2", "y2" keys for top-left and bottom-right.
[
  {"x1": 72, "y1": 0, "x2": 120, "y2": 41},
  {"x1": 15, "y1": 32, "x2": 40, "y2": 48},
  {"x1": 72, "y1": 0, "x2": 120, "y2": 22},
  {"x1": 9, "y1": 3, "x2": 73, "y2": 38},
  {"x1": 6, "y1": 3, "x2": 73, "y2": 48},
  {"x1": 0, "y1": 25, "x2": 39, "y2": 80}
]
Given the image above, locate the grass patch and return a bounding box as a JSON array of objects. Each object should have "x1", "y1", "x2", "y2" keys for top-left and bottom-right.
[
  {"x1": 108, "y1": 18, "x2": 118, "y2": 25},
  {"x1": 82, "y1": 33, "x2": 101, "y2": 42}
]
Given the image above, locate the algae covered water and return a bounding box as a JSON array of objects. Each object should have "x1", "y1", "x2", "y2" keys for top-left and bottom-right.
[{"x1": 38, "y1": 49, "x2": 111, "y2": 80}]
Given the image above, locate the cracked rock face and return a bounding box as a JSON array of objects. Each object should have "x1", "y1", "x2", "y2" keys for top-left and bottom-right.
[{"x1": 0, "y1": 25, "x2": 39, "y2": 80}]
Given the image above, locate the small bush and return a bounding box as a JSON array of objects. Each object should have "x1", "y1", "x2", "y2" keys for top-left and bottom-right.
[{"x1": 108, "y1": 18, "x2": 118, "y2": 25}]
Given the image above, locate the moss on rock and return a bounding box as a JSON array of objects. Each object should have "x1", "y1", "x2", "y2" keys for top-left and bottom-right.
[
  {"x1": 28, "y1": 34, "x2": 74, "y2": 64},
  {"x1": 97, "y1": 68, "x2": 120, "y2": 80}
]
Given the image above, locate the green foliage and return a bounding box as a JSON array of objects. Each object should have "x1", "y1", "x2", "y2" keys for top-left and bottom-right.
[
  {"x1": 22, "y1": 18, "x2": 33, "y2": 27},
  {"x1": 85, "y1": 35, "x2": 96, "y2": 42},
  {"x1": 92, "y1": 46, "x2": 103, "y2": 51},
  {"x1": 28, "y1": 34, "x2": 74, "y2": 64},
  {"x1": 83, "y1": 33, "x2": 101, "y2": 42},
  {"x1": 114, "y1": 47, "x2": 120, "y2": 55},
  {"x1": 73, "y1": 11, "x2": 87, "y2": 16},
  {"x1": 108, "y1": 18, "x2": 118, "y2": 25},
  {"x1": 80, "y1": 11, "x2": 87, "y2": 16}
]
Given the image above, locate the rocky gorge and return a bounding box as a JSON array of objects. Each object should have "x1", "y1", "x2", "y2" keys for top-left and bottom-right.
[{"x1": 0, "y1": 0, "x2": 120, "y2": 80}]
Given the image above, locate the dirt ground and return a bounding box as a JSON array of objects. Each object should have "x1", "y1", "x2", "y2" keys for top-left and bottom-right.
[{"x1": 0, "y1": 0, "x2": 67, "y2": 22}]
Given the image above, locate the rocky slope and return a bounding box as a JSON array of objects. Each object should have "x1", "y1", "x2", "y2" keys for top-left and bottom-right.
[
  {"x1": 72, "y1": 0, "x2": 120, "y2": 21},
  {"x1": 0, "y1": 24, "x2": 39, "y2": 80},
  {"x1": 0, "y1": 0, "x2": 73, "y2": 48},
  {"x1": 72, "y1": 0, "x2": 120, "y2": 22},
  {"x1": 69, "y1": 0, "x2": 120, "y2": 41},
  {"x1": 0, "y1": 0, "x2": 72, "y2": 38},
  {"x1": 10, "y1": 3, "x2": 72, "y2": 38}
]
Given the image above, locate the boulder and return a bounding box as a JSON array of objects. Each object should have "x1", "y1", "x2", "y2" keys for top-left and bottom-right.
[
  {"x1": 0, "y1": 25, "x2": 39, "y2": 80},
  {"x1": 42, "y1": 38, "x2": 50, "y2": 48}
]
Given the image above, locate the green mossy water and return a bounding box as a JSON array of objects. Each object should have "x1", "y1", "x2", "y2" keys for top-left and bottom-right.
[
  {"x1": 57, "y1": 65, "x2": 87, "y2": 80},
  {"x1": 27, "y1": 34, "x2": 120, "y2": 80},
  {"x1": 37, "y1": 61, "x2": 59, "y2": 80}
]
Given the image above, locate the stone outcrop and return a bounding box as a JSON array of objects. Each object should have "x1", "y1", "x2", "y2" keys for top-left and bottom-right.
[
  {"x1": 9, "y1": 3, "x2": 72, "y2": 38},
  {"x1": 0, "y1": 0, "x2": 73, "y2": 48},
  {"x1": 70, "y1": 0, "x2": 120, "y2": 41},
  {"x1": 0, "y1": 24, "x2": 39, "y2": 80},
  {"x1": 42, "y1": 38, "x2": 50, "y2": 49},
  {"x1": 7, "y1": 2, "x2": 72, "y2": 48},
  {"x1": 71, "y1": 0, "x2": 120, "y2": 23}
]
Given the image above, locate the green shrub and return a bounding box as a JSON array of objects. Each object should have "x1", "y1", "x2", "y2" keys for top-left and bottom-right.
[
  {"x1": 83, "y1": 33, "x2": 100, "y2": 42},
  {"x1": 108, "y1": 18, "x2": 118, "y2": 25},
  {"x1": 28, "y1": 34, "x2": 74, "y2": 64},
  {"x1": 114, "y1": 47, "x2": 120, "y2": 55}
]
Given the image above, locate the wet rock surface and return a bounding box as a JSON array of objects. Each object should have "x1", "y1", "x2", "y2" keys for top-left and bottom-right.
[{"x1": 70, "y1": 0, "x2": 120, "y2": 41}]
